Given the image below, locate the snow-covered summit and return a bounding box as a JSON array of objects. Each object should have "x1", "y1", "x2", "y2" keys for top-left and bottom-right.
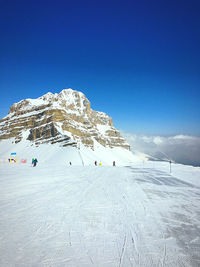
[
  {"x1": 38, "y1": 89, "x2": 90, "y2": 112},
  {"x1": 0, "y1": 89, "x2": 130, "y2": 150},
  {"x1": 9, "y1": 89, "x2": 89, "y2": 114}
]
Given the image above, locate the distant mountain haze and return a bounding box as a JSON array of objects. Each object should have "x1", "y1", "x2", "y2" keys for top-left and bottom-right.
[{"x1": 123, "y1": 133, "x2": 200, "y2": 167}]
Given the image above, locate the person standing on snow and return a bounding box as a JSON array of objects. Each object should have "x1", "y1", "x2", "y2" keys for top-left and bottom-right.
[{"x1": 33, "y1": 158, "x2": 38, "y2": 167}]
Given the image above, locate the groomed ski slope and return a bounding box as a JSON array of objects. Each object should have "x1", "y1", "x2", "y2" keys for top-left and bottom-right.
[{"x1": 0, "y1": 160, "x2": 200, "y2": 267}]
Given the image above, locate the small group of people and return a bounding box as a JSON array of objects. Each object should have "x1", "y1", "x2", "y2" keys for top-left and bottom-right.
[
  {"x1": 32, "y1": 158, "x2": 38, "y2": 167},
  {"x1": 94, "y1": 161, "x2": 102, "y2": 166},
  {"x1": 94, "y1": 161, "x2": 116, "y2": 166},
  {"x1": 8, "y1": 158, "x2": 16, "y2": 163}
]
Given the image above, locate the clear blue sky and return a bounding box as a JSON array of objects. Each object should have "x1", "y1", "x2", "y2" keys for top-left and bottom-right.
[{"x1": 0, "y1": 0, "x2": 200, "y2": 136}]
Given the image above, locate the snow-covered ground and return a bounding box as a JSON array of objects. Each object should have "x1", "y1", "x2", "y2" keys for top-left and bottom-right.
[{"x1": 0, "y1": 141, "x2": 200, "y2": 266}]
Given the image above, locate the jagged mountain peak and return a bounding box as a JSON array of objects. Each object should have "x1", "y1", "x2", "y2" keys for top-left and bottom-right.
[
  {"x1": 8, "y1": 89, "x2": 91, "y2": 116},
  {"x1": 38, "y1": 91, "x2": 56, "y2": 102},
  {"x1": 39, "y1": 88, "x2": 85, "y2": 103},
  {"x1": 0, "y1": 88, "x2": 130, "y2": 150}
]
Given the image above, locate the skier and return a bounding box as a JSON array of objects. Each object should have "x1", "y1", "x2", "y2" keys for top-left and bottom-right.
[
  {"x1": 113, "y1": 161, "x2": 116, "y2": 166},
  {"x1": 32, "y1": 158, "x2": 35, "y2": 166},
  {"x1": 69, "y1": 162, "x2": 72, "y2": 165},
  {"x1": 94, "y1": 161, "x2": 97, "y2": 166},
  {"x1": 33, "y1": 158, "x2": 38, "y2": 167}
]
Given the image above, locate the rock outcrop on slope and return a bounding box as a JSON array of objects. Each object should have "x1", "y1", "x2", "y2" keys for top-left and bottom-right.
[{"x1": 0, "y1": 89, "x2": 130, "y2": 150}]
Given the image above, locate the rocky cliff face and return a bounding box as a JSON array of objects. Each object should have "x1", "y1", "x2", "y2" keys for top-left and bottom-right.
[{"x1": 0, "y1": 89, "x2": 130, "y2": 150}]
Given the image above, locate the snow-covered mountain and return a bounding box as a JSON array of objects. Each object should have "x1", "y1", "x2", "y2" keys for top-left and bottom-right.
[
  {"x1": 0, "y1": 89, "x2": 130, "y2": 150},
  {"x1": 1, "y1": 93, "x2": 200, "y2": 266}
]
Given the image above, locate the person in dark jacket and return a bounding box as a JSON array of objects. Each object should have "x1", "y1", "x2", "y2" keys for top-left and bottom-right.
[{"x1": 33, "y1": 158, "x2": 38, "y2": 167}]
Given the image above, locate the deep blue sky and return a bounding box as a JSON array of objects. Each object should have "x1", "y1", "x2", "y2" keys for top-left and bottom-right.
[{"x1": 0, "y1": 0, "x2": 200, "y2": 136}]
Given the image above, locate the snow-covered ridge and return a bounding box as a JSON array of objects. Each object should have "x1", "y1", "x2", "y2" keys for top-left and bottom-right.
[
  {"x1": 0, "y1": 89, "x2": 130, "y2": 150},
  {"x1": 9, "y1": 89, "x2": 90, "y2": 114}
]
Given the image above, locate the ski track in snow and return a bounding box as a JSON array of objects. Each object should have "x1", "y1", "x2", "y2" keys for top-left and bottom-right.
[{"x1": 0, "y1": 163, "x2": 200, "y2": 266}]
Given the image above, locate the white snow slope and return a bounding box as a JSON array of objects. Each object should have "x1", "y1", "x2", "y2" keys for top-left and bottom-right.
[{"x1": 0, "y1": 141, "x2": 200, "y2": 266}]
